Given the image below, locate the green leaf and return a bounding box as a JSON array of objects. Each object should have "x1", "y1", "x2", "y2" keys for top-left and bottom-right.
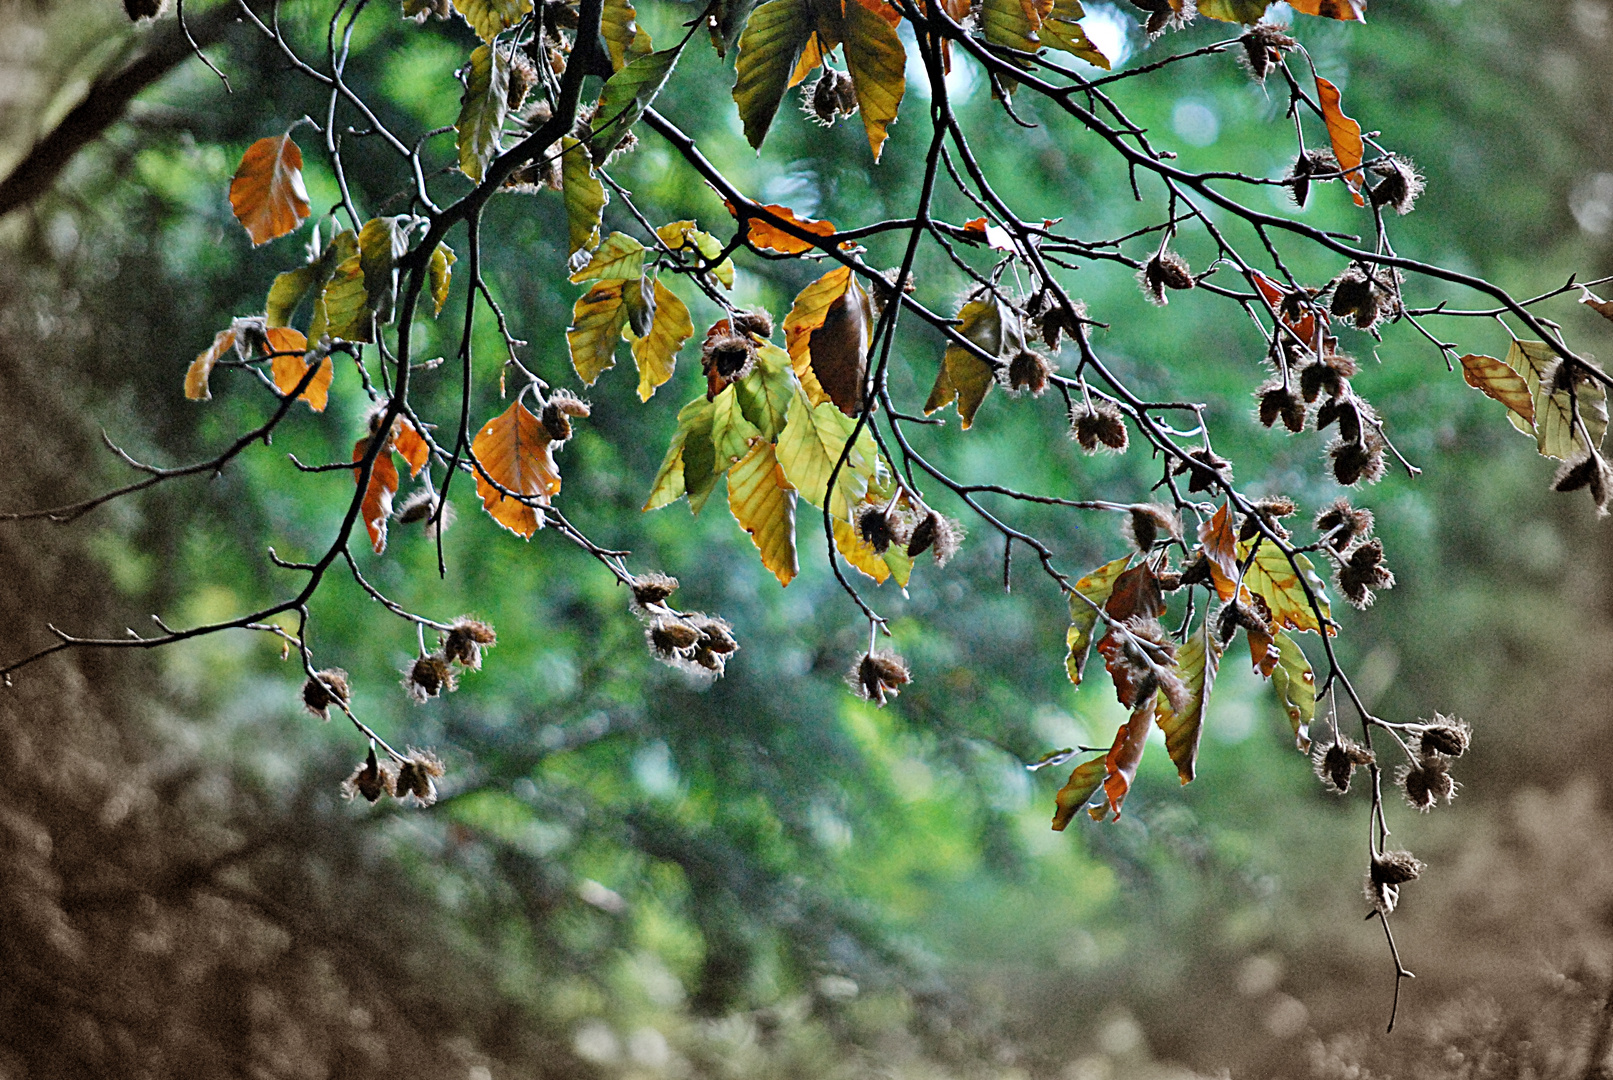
[
  {"x1": 1040, "y1": 0, "x2": 1110, "y2": 68},
  {"x1": 570, "y1": 231, "x2": 645, "y2": 283},
  {"x1": 456, "y1": 44, "x2": 510, "y2": 183},
  {"x1": 731, "y1": 0, "x2": 816, "y2": 151},
  {"x1": 681, "y1": 396, "x2": 720, "y2": 514},
  {"x1": 588, "y1": 48, "x2": 679, "y2": 165},
  {"x1": 924, "y1": 298, "x2": 1018, "y2": 429},
  {"x1": 310, "y1": 252, "x2": 369, "y2": 343},
  {"x1": 629, "y1": 278, "x2": 692, "y2": 402},
  {"x1": 1064, "y1": 554, "x2": 1132, "y2": 685},
  {"x1": 1154, "y1": 620, "x2": 1222, "y2": 784},
  {"x1": 980, "y1": 0, "x2": 1040, "y2": 54},
  {"x1": 841, "y1": 0, "x2": 905, "y2": 162},
  {"x1": 711, "y1": 384, "x2": 763, "y2": 468},
  {"x1": 561, "y1": 137, "x2": 607, "y2": 257},
  {"x1": 269, "y1": 229, "x2": 353, "y2": 328},
  {"x1": 1196, "y1": 0, "x2": 1273, "y2": 21},
  {"x1": 451, "y1": 0, "x2": 533, "y2": 40},
  {"x1": 358, "y1": 216, "x2": 410, "y2": 324},
  {"x1": 602, "y1": 0, "x2": 653, "y2": 70},
  {"x1": 775, "y1": 383, "x2": 876, "y2": 520},
  {"x1": 735, "y1": 342, "x2": 795, "y2": 440},
  {"x1": 428, "y1": 242, "x2": 456, "y2": 317},
  {"x1": 567, "y1": 279, "x2": 629, "y2": 384},
  {"x1": 646, "y1": 395, "x2": 707, "y2": 511},
  {"x1": 1270, "y1": 630, "x2": 1317, "y2": 751}
]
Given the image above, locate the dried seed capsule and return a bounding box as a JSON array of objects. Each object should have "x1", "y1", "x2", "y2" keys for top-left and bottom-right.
[
  {"x1": 1070, "y1": 400, "x2": 1128, "y2": 453},
  {"x1": 394, "y1": 747, "x2": 446, "y2": 807},
  {"x1": 629, "y1": 572, "x2": 679, "y2": 610},
  {"x1": 1239, "y1": 23, "x2": 1296, "y2": 83},
  {"x1": 302, "y1": 669, "x2": 351, "y2": 719},
  {"x1": 403, "y1": 653, "x2": 457, "y2": 703},
  {"x1": 1137, "y1": 249, "x2": 1193, "y2": 306},
  {"x1": 1005, "y1": 349, "x2": 1056, "y2": 396},
  {"x1": 856, "y1": 503, "x2": 898, "y2": 554},
  {"x1": 442, "y1": 617, "x2": 496, "y2": 669},
  {"x1": 702, "y1": 333, "x2": 756, "y2": 383},
  {"x1": 1123, "y1": 504, "x2": 1178, "y2": 553},
  {"x1": 1314, "y1": 497, "x2": 1374, "y2": 549},
  {"x1": 1418, "y1": 716, "x2": 1471, "y2": 758},
  {"x1": 342, "y1": 747, "x2": 395, "y2": 803},
  {"x1": 648, "y1": 618, "x2": 701, "y2": 657},
  {"x1": 850, "y1": 650, "x2": 911, "y2": 707},
  {"x1": 1313, "y1": 736, "x2": 1375, "y2": 794},
  {"x1": 905, "y1": 510, "x2": 963, "y2": 565},
  {"x1": 731, "y1": 308, "x2": 774, "y2": 339},
  {"x1": 1368, "y1": 156, "x2": 1424, "y2": 216}
]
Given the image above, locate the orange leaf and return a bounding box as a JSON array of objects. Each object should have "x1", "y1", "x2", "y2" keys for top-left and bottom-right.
[
  {"x1": 229, "y1": 134, "x2": 312, "y2": 246},
  {"x1": 266, "y1": 328, "x2": 331, "y2": 412},
  {"x1": 1314, "y1": 77, "x2": 1365, "y2": 207},
  {"x1": 470, "y1": 400, "x2": 560, "y2": 539},
  {"x1": 1097, "y1": 704, "x2": 1154, "y2": 822},
  {"x1": 1288, "y1": 0, "x2": 1364, "y2": 20},
  {"x1": 1460, "y1": 353, "x2": 1535, "y2": 427},
  {"x1": 393, "y1": 417, "x2": 432, "y2": 478},
  {"x1": 731, "y1": 202, "x2": 837, "y2": 255},
  {"x1": 1199, "y1": 502, "x2": 1239, "y2": 601},
  {"x1": 186, "y1": 328, "x2": 236, "y2": 401},
  {"x1": 352, "y1": 437, "x2": 400, "y2": 555},
  {"x1": 960, "y1": 217, "x2": 1013, "y2": 251},
  {"x1": 849, "y1": 0, "x2": 903, "y2": 29},
  {"x1": 1247, "y1": 624, "x2": 1279, "y2": 678}
]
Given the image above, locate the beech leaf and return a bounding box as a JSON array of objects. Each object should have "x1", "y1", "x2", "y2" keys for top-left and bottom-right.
[
  {"x1": 568, "y1": 279, "x2": 630, "y2": 384},
  {"x1": 561, "y1": 138, "x2": 608, "y2": 257},
  {"x1": 735, "y1": 341, "x2": 795, "y2": 440},
  {"x1": 428, "y1": 242, "x2": 456, "y2": 317},
  {"x1": 1039, "y1": 0, "x2": 1109, "y2": 68},
  {"x1": 1097, "y1": 704, "x2": 1155, "y2": 822},
  {"x1": 1314, "y1": 76, "x2": 1365, "y2": 207},
  {"x1": 186, "y1": 329, "x2": 237, "y2": 401},
  {"x1": 589, "y1": 48, "x2": 679, "y2": 165},
  {"x1": 841, "y1": 0, "x2": 906, "y2": 162},
  {"x1": 775, "y1": 382, "x2": 877, "y2": 519},
  {"x1": 451, "y1": 0, "x2": 532, "y2": 41},
  {"x1": 352, "y1": 436, "x2": 401, "y2": 555},
  {"x1": 834, "y1": 516, "x2": 891, "y2": 584},
  {"x1": 1199, "y1": 502, "x2": 1239, "y2": 595},
  {"x1": 471, "y1": 400, "x2": 560, "y2": 539},
  {"x1": 1064, "y1": 554, "x2": 1132, "y2": 686},
  {"x1": 731, "y1": 0, "x2": 817, "y2": 151},
  {"x1": 784, "y1": 266, "x2": 855, "y2": 409},
  {"x1": 393, "y1": 417, "x2": 431, "y2": 478},
  {"x1": 267, "y1": 328, "x2": 332, "y2": 411},
  {"x1": 629, "y1": 278, "x2": 692, "y2": 401},
  {"x1": 1504, "y1": 339, "x2": 1609, "y2": 461},
  {"x1": 924, "y1": 297, "x2": 1018, "y2": 429},
  {"x1": 310, "y1": 252, "x2": 370, "y2": 344},
  {"x1": 1154, "y1": 619, "x2": 1222, "y2": 785},
  {"x1": 738, "y1": 203, "x2": 837, "y2": 255},
  {"x1": 711, "y1": 383, "x2": 764, "y2": 467},
  {"x1": 358, "y1": 216, "x2": 410, "y2": 325},
  {"x1": 1460, "y1": 353, "x2": 1534, "y2": 429},
  {"x1": 602, "y1": 0, "x2": 654, "y2": 70},
  {"x1": 229, "y1": 134, "x2": 312, "y2": 247},
  {"x1": 656, "y1": 220, "x2": 733, "y2": 288},
  {"x1": 1051, "y1": 753, "x2": 1107, "y2": 831},
  {"x1": 645, "y1": 395, "x2": 718, "y2": 512},
  {"x1": 1288, "y1": 0, "x2": 1365, "y2": 20},
  {"x1": 1270, "y1": 629, "x2": 1316, "y2": 752},
  {"x1": 727, "y1": 438, "x2": 799, "y2": 586},
  {"x1": 1238, "y1": 539, "x2": 1333, "y2": 637},
  {"x1": 456, "y1": 44, "x2": 509, "y2": 183},
  {"x1": 570, "y1": 232, "x2": 646, "y2": 283}
]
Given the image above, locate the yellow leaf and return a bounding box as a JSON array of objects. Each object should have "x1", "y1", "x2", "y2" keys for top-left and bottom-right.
[
  {"x1": 1288, "y1": 0, "x2": 1364, "y2": 20},
  {"x1": 568, "y1": 279, "x2": 629, "y2": 384},
  {"x1": 731, "y1": 0, "x2": 818, "y2": 150},
  {"x1": 352, "y1": 437, "x2": 400, "y2": 555},
  {"x1": 1460, "y1": 353, "x2": 1534, "y2": 429},
  {"x1": 924, "y1": 298, "x2": 1014, "y2": 429},
  {"x1": 451, "y1": 0, "x2": 532, "y2": 42},
  {"x1": 630, "y1": 279, "x2": 692, "y2": 401},
  {"x1": 228, "y1": 134, "x2": 311, "y2": 247},
  {"x1": 1237, "y1": 538, "x2": 1333, "y2": 637},
  {"x1": 841, "y1": 0, "x2": 905, "y2": 161},
  {"x1": 775, "y1": 383, "x2": 876, "y2": 520},
  {"x1": 1154, "y1": 620, "x2": 1222, "y2": 784},
  {"x1": 834, "y1": 517, "x2": 891, "y2": 584},
  {"x1": 711, "y1": 384, "x2": 763, "y2": 466},
  {"x1": 310, "y1": 252, "x2": 370, "y2": 344},
  {"x1": 788, "y1": 31, "x2": 823, "y2": 88},
  {"x1": 561, "y1": 138, "x2": 607, "y2": 257},
  {"x1": 570, "y1": 231, "x2": 645, "y2": 283},
  {"x1": 266, "y1": 328, "x2": 331, "y2": 411},
  {"x1": 471, "y1": 400, "x2": 560, "y2": 539},
  {"x1": 1039, "y1": 0, "x2": 1109, "y2": 67},
  {"x1": 656, "y1": 220, "x2": 733, "y2": 288},
  {"x1": 1314, "y1": 76, "x2": 1365, "y2": 207},
  {"x1": 602, "y1": 0, "x2": 653, "y2": 70},
  {"x1": 728, "y1": 438, "x2": 799, "y2": 586},
  {"x1": 456, "y1": 44, "x2": 509, "y2": 182},
  {"x1": 428, "y1": 242, "x2": 456, "y2": 317},
  {"x1": 1270, "y1": 629, "x2": 1316, "y2": 752}
]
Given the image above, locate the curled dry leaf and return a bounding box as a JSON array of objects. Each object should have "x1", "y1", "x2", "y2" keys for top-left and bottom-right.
[
  {"x1": 229, "y1": 134, "x2": 312, "y2": 246},
  {"x1": 352, "y1": 437, "x2": 400, "y2": 555},
  {"x1": 470, "y1": 400, "x2": 561, "y2": 538},
  {"x1": 1314, "y1": 77, "x2": 1365, "y2": 207}
]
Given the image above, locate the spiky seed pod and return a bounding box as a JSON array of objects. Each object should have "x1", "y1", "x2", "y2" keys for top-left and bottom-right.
[
  {"x1": 806, "y1": 68, "x2": 859, "y2": 125},
  {"x1": 1156, "y1": 570, "x2": 1184, "y2": 592},
  {"x1": 1364, "y1": 850, "x2": 1425, "y2": 914},
  {"x1": 1554, "y1": 451, "x2": 1613, "y2": 516},
  {"x1": 404, "y1": 653, "x2": 457, "y2": 703},
  {"x1": 648, "y1": 618, "x2": 701, "y2": 658},
  {"x1": 1179, "y1": 551, "x2": 1211, "y2": 587},
  {"x1": 1005, "y1": 349, "x2": 1056, "y2": 396},
  {"x1": 731, "y1": 308, "x2": 774, "y2": 339},
  {"x1": 1215, "y1": 600, "x2": 1270, "y2": 646},
  {"x1": 123, "y1": 0, "x2": 169, "y2": 18},
  {"x1": 548, "y1": 389, "x2": 591, "y2": 417},
  {"x1": 1368, "y1": 156, "x2": 1425, "y2": 216},
  {"x1": 905, "y1": 512, "x2": 938, "y2": 559},
  {"x1": 1134, "y1": 0, "x2": 1194, "y2": 39},
  {"x1": 1287, "y1": 149, "x2": 1339, "y2": 208},
  {"x1": 1328, "y1": 435, "x2": 1386, "y2": 488},
  {"x1": 1239, "y1": 23, "x2": 1296, "y2": 82},
  {"x1": 540, "y1": 402, "x2": 572, "y2": 442},
  {"x1": 1419, "y1": 716, "x2": 1472, "y2": 758},
  {"x1": 302, "y1": 669, "x2": 351, "y2": 719},
  {"x1": 1329, "y1": 266, "x2": 1377, "y2": 326},
  {"x1": 1257, "y1": 382, "x2": 1307, "y2": 433},
  {"x1": 395, "y1": 748, "x2": 446, "y2": 807},
  {"x1": 833, "y1": 69, "x2": 860, "y2": 115},
  {"x1": 1138, "y1": 249, "x2": 1194, "y2": 306},
  {"x1": 396, "y1": 488, "x2": 437, "y2": 525},
  {"x1": 693, "y1": 616, "x2": 738, "y2": 656},
  {"x1": 629, "y1": 573, "x2": 679, "y2": 611},
  {"x1": 1315, "y1": 497, "x2": 1374, "y2": 549},
  {"x1": 1398, "y1": 754, "x2": 1456, "y2": 812},
  {"x1": 1322, "y1": 347, "x2": 1359, "y2": 379},
  {"x1": 1175, "y1": 448, "x2": 1232, "y2": 493},
  {"x1": 1336, "y1": 538, "x2": 1394, "y2": 609},
  {"x1": 703, "y1": 333, "x2": 756, "y2": 383},
  {"x1": 908, "y1": 510, "x2": 963, "y2": 565},
  {"x1": 342, "y1": 747, "x2": 395, "y2": 803},
  {"x1": 855, "y1": 503, "x2": 899, "y2": 554},
  {"x1": 851, "y1": 650, "x2": 911, "y2": 707},
  {"x1": 506, "y1": 50, "x2": 539, "y2": 111},
  {"x1": 1123, "y1": 504, "x2": 1179, "y2": 553},
  {"x1": 1313, "y1": 736, "x2": 1375, "y2": 794},
  {"x1": 1298, "y1": 361, "x2": 1342, "y2": 404},
  {"x1": 1070, "y1": 400, "x2": 1128, "y2": 453},
  {"x1": 442, "y1": 617, "x2": 496, "y2": 669},
  {"x1": 1239, "y1": 497, "x2": 1295, "y2": 542}
]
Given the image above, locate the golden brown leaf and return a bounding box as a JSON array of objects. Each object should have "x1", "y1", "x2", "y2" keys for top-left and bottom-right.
[
  {"x1": 1199, "y1": 502, "x2": 1239, "y2": 599},
  {"x1": 229, "y1": 134, "x2": 312, "y2": 246},
  {"x1": 1051, "y1": 753, "x2": 1106, "y2": 831},
  {"x1": 727, "y1": 438, "x2": 798, "y2": 586},
  {"x1": 737, "y1": 202, "x2": 837, "y2": 254},
  {"x1": 1288, "y1": 0, "x2": 1364, "y2": 20},
  {"x1": 1460, "y1": 353, "x2": 1534, "y2": 428},
  {"x1": 393, "y1": 416, "x2": 431, "y2": 478},
  {"x1": 471, "y1": 400, "x2": 560, "y2": 539},
  {"x1": 1314, "y1": 77, "x2": 1365, "y2": 207},
  {"x1": 352, "y1": 437, "x2": 400, "y2": 555},
  {"x1": 784, "y1": 265, "x2": 854, "y2": 409},
  {"x1": 265, "y1": 328, "x2": 331, "y2": 412},
  {"x1": 186, "y1": 329, "x2": 236, "y2": 401}
]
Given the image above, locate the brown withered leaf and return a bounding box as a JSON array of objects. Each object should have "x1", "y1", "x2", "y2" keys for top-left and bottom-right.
[
  {"x1": 1098, "y1": 704, "x2": 1154, "y2": 821},
  {"x1": 784, "y1": 266, "x2": 859, "y2": 410},
  {"x1": 734, "y1": 202, "x2": 837, "y2": 255},
  {"x1": 1460, "y1": 352, "x2": 1535, "y2": 429},
  {"x1": 1314, "y1": 77, "x2": 1365, "y2": 207},
  {"x1": 1154, "y1": 619, "x2": 1222, "y2": 785},
  {"x1": 471, "y1": 400, "x2": 561, "y2": 539},
  {"x1": 352, "y1": 437, "x2": 400, "y2": 555},
  {"x1": 229, "y1": 134, "x2": 312, "y2": 246},
  {"x1": 1199, "y1": 502, "x2": 1240, "y2": 598},
  {"x1": 393, "y1": 416, "x2": 431, "y2": 478},
  {"x1": 1065, "y1": 554, "x2": 1133, "y2": 686},
  {"x1": 1104, "y1": 563, "x2": 1166, "y2": 622},
  {"x1": 186, "y1": 328, "x2": 236, "y2": 401},
  {"x1": 1580, "y1": 287, "x2": 1613, "y2": 322},
  {"x1": 811, "y1": 275, "x2": 872, "y2": 416}
]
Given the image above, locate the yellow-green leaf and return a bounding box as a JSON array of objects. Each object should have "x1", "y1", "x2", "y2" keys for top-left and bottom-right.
[
  {"x1": 732, "y1": 0, "x2": 817, "y2": 151},
  {"x1": 1195, "y1": 0, "x2": 1272, "y2": 21},
  {"x1": 775, "y1": 382, "x2": 876, "y2": 519},
  {"x1": 1154, "y1": 620, "x2": 1222, "y2": 784},
  {"x1": 310, "y1": 252, "x2": 370, "y2": 343},
  {"x1": 646, "y1": 395, "x2": 715, "y2": 512},
  {"x1": 456, "y1": 44, "x2": 509, "y2": 183},
  {"x1": 570, "y1": 231, "x2": 645, "y2": 283},
  {"x1": 428, "y1": 242, "x2": 456, "y2": 317},
  {"x1": 711, "y1": 383, "x2": 763, "y2": 467},
  {"x1": 1039, "y1": 0, "x2": 1109, "y2": 67},
  {"x1": 568, "y1": 279, "x2": 629, "y2": 384},
  {"x1": 629, "y1": 278, "x2": 692, "y2": 401},
  {"x1": 1504, "y1": 339, "x2": 1609, "y2": 460},
  {"x1": 1065, "y1": 554, "x2": 1132, "y2": 685},
  {"x1": 728, "y1": 438, "x2": 798, "y2": 586},
  {"x1": 925, "y1": 298, "x2": 1017, "y2": 429},
  {"x1": 602, "y1": 0, "x2": 654, "y2": 70},
  {"x1": 451, "y1": 0, "x2": 532, "y2": 41},
  {"x1": 1237, "y1": 538, "x2": 1333, "y2": 637},
  {"x1": 735, "y1": 341, "x2": 795, "y2": 439},
  {"x1": 841, "y1": 0, "x2": 905, "y2": 162},
  {"x1": 1270, "y1": 629, "x2": 1316, "y2": 752},
  {"x1": 358, "y1": 216, "x2": 410, "y2": 324},
  {"x1": 275, "y1": 229, "x2": 355, "y2": 331},
  {"x1": 980, "y1": 0, "x2": 1042, "y2": 54},
  {"x1": 561, "y1": 137, "x2": 607, "y2": 257},
  {"x1": 1051, "y1": 754, "x2": 1107, "y2": 831},
  {"x1": 589, "y1": 48, "x2": 679, "y2": 164},
  {"x1": 657, "y1": 220, "x2": 733, "y2": 288}
]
